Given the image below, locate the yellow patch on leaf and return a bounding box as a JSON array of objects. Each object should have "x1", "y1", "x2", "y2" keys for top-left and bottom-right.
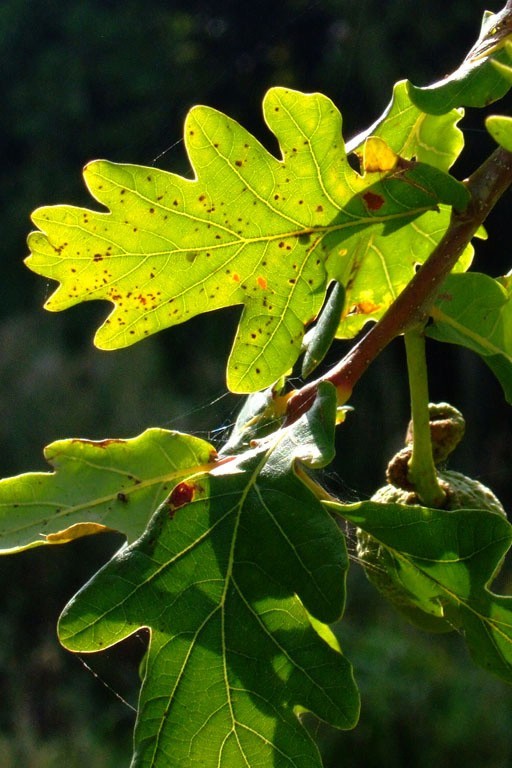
[
  {"x1": 363, "y1": 137, "x2": 399, "y2": 173},
  {"x1": 45, "y1": 522, "x2": 114, "y2": 544}
]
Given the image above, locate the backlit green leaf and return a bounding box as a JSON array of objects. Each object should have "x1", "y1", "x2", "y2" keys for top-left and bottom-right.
[
  {"x1": 0, "y1": 429, "x2": 215, "y2": 553},
  {"x1": 347, "y1": 80, "x2": 464, "y2": 172},
  {"x1": 335, "y1": 209, "x2": 474, "y2": 339},
  {"x1": 427, "y1": 272, "x2": 512, "y2": 401},
  {"x1": 58, "y1": 383, "x2": 359, "y2": 767},
  {"x1": 329, "y1": 499, "x2": 512, "y2": 683},
  {"x1": 26, "y1": 87, "x2": 468, "y2": 392},
  {"x1": 336, "y1": 82, "x2": 472, "y2": 338},
  {"x1": 487, "y1": 114, "x2": 512, "y2": 152}
]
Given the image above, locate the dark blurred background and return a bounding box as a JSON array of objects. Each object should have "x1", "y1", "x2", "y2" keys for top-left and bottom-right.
[{"x1": 1, "y1": 1, "x2": 512, "y2": 765}]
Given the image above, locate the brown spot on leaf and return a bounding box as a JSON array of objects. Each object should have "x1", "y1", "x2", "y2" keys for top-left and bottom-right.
[
  {"x1": 362, "y1": 191, "x2": 385, "y2": 211},
  {"x1": 70, "y1": 437, "x2": 127, "y2": 449},
  {"x1": 350, "y1": 300, "x2": 381, "y2": 315}
]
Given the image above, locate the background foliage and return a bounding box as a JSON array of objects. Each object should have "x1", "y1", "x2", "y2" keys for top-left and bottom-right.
[{"x1": 1, "y1": 1, "x2": 512, "y2": 765}]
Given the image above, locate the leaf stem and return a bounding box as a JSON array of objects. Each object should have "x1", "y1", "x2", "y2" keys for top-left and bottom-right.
[
  {"x1": 403, "y1": 329, "x2": 446, "y2": 507},
  {"x1": 285, "y1": 145, "x2": 512, "y2": 425}
]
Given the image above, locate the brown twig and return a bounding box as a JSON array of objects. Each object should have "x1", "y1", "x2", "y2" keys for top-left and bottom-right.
[{"x1": 285, "y1": 146, "x2": 512, "y2": 426}]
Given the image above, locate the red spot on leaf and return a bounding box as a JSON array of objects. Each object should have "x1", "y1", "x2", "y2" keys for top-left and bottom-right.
[
  {"x1": 257, "y1": 276, "x2": 267, "y2": 290},
  {"x1": 232, "y1": 273, "x2": 240, "y2": 282},
  {"x1": 168, "y1": 481, "x2": 196, "y2": 518},
  {"x1": 362, "y1": 191, "x2": 385, "y2": 211}
]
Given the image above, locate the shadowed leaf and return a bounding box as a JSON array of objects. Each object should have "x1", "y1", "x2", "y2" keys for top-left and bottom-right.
[
  {"x1": 407, "y1": 8, "x2": 512, "y2": 114},
  {"x1": 58, "y1": 384, "x2": 360, "y2": 767},
  {"x1": 427, "y1": 272, "x2": 512, "y2": 402},
  {"x1": 329, "y1": 499, "x2": 512, "y2": 683}
]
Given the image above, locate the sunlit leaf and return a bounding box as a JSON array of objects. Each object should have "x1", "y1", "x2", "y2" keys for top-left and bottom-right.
[
  {"x1": 0, "y1": 429, "x2": 215, "y2": 553},
  {"x1": 336, "y1": 82, "x2": 472, "y2": 338},
  {"x1": 26, "y1": 88, "x2": 468, "y2": 392},
  {"x1": 347, "y1": 80, "x2": 464, "y2": 172},
  {"x1": 487, "y1": 114, "x2": 512, "y2": 152},
  {"x1": 58, "y1": 383, "x2": 360, "y2": 767},
  {"x1": 334, "y1": 208, "x2": 474, "y2": 339}
]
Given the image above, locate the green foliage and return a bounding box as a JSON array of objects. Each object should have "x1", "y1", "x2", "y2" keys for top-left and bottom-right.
[
  {"x1": 58, "y1": 384, "x2": 359, "y2": 767},
  {"x1": 26, "y1": 87, "x2": 467, "y2": 392},
  {"x1": 407, "y1": 7, "x2": 512, "y2": 113},
  {"x1": 487, "y1": 113, "x2": 512, "y2": 151},
  {"x1": 427, "y1": 273, "x2": 512, "y2": 402},
  {"x1": 334, "y1": 500, "x2": 512, "y2": 681},
  {"x1": 3, "y1": 4, "x2": 512, "y2": 767},
  {"x1": 0, "y1": 429, "x2": 215, "y2": 553}
]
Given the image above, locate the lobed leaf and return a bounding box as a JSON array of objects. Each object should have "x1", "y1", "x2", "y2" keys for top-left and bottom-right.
[
  {"x1": 26, "y1": 87, "x2": 468, "y2": 392},
  {"x1": 329, "y1": 499, "x2": 512, "y2": 683},
  {"x1": 58, "y1": 383, "x2": 360, "y2": 767},
  {"x1": 426, "y1": 272, "x2": 512, "y2": 402},
  {"x1": 335, "y1": 208, "x2": 474, "y2": 339},
  {"x1": 336, "y1": 82, "x2": 472, "y2": 338},
  {"x1": 0, "y1": 429, "x2": 215, "y2": 554},
  {"x1": 347, "y1": 80, "x2": 464, "y2": 172}
]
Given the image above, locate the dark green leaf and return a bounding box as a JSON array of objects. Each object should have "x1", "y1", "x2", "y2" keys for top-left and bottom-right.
[
  {"x1": 329, "y1": 499, "x2": 512, "y2": 683},
  {"x1": 58, "y1": 384, "x2": 360, "y2": 767},
  {"x1": 302, "y1": 281, "x2": 345, "y2": 377},
  {"x1": 407, "y1": 9, "x2": 512, "y2": 114},
  {"x1": 426, "y1": 272, "x2": 512, "y2": 401}
]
